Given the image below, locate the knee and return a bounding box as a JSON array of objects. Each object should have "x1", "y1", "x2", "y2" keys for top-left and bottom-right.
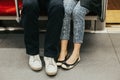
[
  {"x1": 48, "y1": 3, "x2": 64, "y2": 14},
  {"x1": 73, "y1": 9, "x2": 82, "y2": 17},
  {"x1": 23, "y1": 0, "x2": 39, "y2": 11},
  {"x1": 49, "y1": 0, "x2": 64, "y2": 11},
  {"x1": 64, "y1": 7, "x2": 73, "y2": 16},
  {"x1": 55, "y1": 4, "x2": 64, "y2": 12},
  {"x1": 73, "y1": 7, "x2": 87, "y2": 18},
  {"x1": 49, "y1": 0, "x2": 63, "y2": 7}
]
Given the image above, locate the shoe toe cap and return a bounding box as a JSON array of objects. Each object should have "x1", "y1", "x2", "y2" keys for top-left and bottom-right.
[{"x1": 46, "y1": 65, "x2": 57, "y2": 75}]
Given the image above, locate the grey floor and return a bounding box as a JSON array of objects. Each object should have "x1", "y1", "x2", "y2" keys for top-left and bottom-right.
[{"x1": 0, "y1": 32, "x2": 120, "y2": 80}]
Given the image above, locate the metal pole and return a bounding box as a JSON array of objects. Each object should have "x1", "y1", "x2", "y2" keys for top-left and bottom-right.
[{"x1": 14, "y1": 0, "x2": 20, "y2": 22}]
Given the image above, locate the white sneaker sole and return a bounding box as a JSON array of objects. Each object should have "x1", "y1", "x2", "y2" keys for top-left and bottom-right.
[
  {"x1": 46, "y1": 71, "x2": 57, "y2": 76},
  {"x1": 29, "y1": 65, "x2": 42, "y2": 71}
]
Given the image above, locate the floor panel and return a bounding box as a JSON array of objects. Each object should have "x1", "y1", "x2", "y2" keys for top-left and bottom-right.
[
  {"x1": 0, "y1": 33, "x2": 120, "y2": 80},
  {"x1": 109, "y1": 33, "x2": 120, "y2": 63}
]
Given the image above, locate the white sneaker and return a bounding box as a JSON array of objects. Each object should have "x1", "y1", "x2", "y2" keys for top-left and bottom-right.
[
  {"x1": 44, "y1": 57, "x2": 57, "y2": 76},
  {"x1": 29, "y1": 54, "x2": 42, "y2": 71}
]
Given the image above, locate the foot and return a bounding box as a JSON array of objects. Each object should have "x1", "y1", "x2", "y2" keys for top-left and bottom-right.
[
  {"x1": 61, "y1": 57, "x2": 80, "y2": 70},
  {"x1": 66, "y1": 51, "x2": 80, "y2": 64},
  {"x1": 29, "y1": 54, "x2": 42, "y2": 71},
  {"x1": 44, "y1": 57, "x2": 57, "y2": 76},
  {"x1": 61, "y1": 51, "x2": 80, "y2": 70},
  {"x1": 57, "y1": 51, "x2": 67, "y2": 66},
  {"x1": 56, "y1": 60, "x2": 65, "y2": 67}
]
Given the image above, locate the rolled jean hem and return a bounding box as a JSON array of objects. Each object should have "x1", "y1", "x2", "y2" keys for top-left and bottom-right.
[
  {"x1": 73, "y1": 41, "x2": 83, "y2": 44},
  {"x1": 26, "y1": 52, "x2": 39, "y2": 56},
  {"x1": 44, "y1": 53, "x2": 57, "y2": 59},
  {"x1": 60, "y1": 37, "x2": 69, "y2": 40}
]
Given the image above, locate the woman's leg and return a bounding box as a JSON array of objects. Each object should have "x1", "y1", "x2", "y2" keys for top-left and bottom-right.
[
  {"x1": 58, "y1": 0, "x2": 77, "y2": 61},
  {"x1": 66, "y1": 1, "x2": 89, "y2": 64}
]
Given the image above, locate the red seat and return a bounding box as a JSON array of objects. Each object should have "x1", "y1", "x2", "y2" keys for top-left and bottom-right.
[{"x1": 0, "y1": 0, "x2": 22, "y2": 16}]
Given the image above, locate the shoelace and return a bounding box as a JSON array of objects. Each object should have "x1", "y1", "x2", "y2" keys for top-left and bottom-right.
[
  {"x1": 47, "y1": 58, "x2": 54, "y2": 66},
  {"x1": 33, "y1": 56, "x2": 40, "y2": 62}
]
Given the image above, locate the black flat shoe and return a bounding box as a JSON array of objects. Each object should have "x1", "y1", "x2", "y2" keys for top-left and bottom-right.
[
  {"x1": 61, "y1": 57, "x2": 80, "y2": 70},
  {"x1": 57, "y1": 54, "x2": 70, "y2": 67},
  {"x1": 56, "y1": 60, "x2": 65, "y2": 67}
]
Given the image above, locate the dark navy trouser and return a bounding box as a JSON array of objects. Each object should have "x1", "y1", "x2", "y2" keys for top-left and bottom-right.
[{"x1": 21, "y1": 0, "x2": 64, "y2": 58}]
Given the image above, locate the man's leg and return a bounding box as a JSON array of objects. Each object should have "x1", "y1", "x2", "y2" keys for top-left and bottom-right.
[
  {"x1": 44, "y1": 0, "x2": 64, "y2": 58},
  {"x1": 44, "y1": 0, "x2": 64, "y2": 76},
  {"x1": 20, "y1": 0, "x2": 42, "y2": 71}
]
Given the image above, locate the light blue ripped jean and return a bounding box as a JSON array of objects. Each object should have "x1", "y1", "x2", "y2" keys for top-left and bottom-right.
[{"x1": 60, "y1": 0, "x2": 89, "y2": 43}]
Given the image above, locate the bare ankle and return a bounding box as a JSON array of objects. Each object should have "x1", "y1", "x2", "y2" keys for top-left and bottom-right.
[{"x1": 58, "y1": 51, "x2": 67, "y2": 61}]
